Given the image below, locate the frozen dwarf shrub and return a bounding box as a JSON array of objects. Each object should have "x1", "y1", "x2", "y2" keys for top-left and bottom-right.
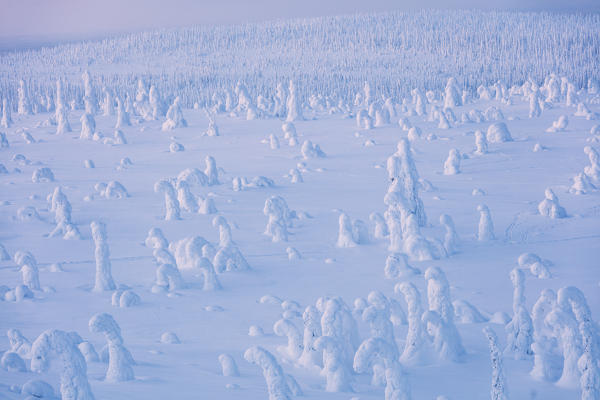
[
  {"x1": 453, "y1": 299, "x2": 489, "y2": 323},
  {"x1": 112, "y1": 130, "x2": 127, "y2": 145},
  {"x1": 213, "y1": 243, "x2": 250, "y2": 272},
  {"x1": 438, "y1": 111, "x2": 451, "y2": 129},
  {"x1": 213, "y1": 216, "x2": 234, "y2": 247},
  {"x1": 162, "y1": 96, "x2": 187, "y2": 131},
  {"x1": 32, "y1": 167, "x2": 55, "y2": 183},
  {"x1": 30, "y1": 329, "x2": 95, "y2": 400},
  {"x1": 483, "y1": 326, "x2": 509, "y2": 400},
  {"x1": 244, "y1": 346, "x2": 293, "y2": 400},
  {"x1": 538, "y1": 188, "x2": 567, "y2": 218},
  {"x1": 219, "y1": 354, "x2": 239, "y2": 377},
  {"x1": 176, "y1": 180, "x2": 198, "y2": 213},
  {"x1": 475, "y1": 130, "x2": 488, "y2": 155},
  {"x1": 169, "y1": 141, "x2": 184, "y2": 152},
  {"x1": 286, "y1": 247, "x2": 301, "y2": 261},
  {"x1": 153, "y1": 263, "x2": 185, "y2": 293},
  {"x1": 21, "y1": 379, "x2": 57, "y2": 399},
  {"x1": 486, "y1": 122, "x2": 513, "y2": 143},
  {"x1": 21, "y1": 129, "x2": 36, "y2": 144},
  {"x1": 477, "y1": 204, "x2": 495, "y2": 241},
  {"x1": 584, "y1": 146, "x2": 600, "y2": 182},
  {"x1": 89, "y1": 313, "x2": 135, "y2": 383},
  {"x1": 178, "y1": 167, "x2": 208, "y2": 187},
  {"x1": 301, "y1": 140, "x2": 326, "y2": 159},
  {"x1": 1, "y1": 351, "x2": 27, "y2": 372},
  {"x1": 336, "y1": 213, "x2": 356, "y2": 248},
  {"x1": 145, "y1": 228, "x2": 168, "y2": 250},
  {"x1": 352, "y1": 219, "x2": 369, "y2": 244},
  {"x1": 78, "y1": 341, "x2": 99, "y2": 363},
  {"x1": 440, "y1": 214, "x2": 460, "y2": 255},
  {"x1": 545, "y1": 306, "x2": 582, "y2": 389},
  {"x1": 8, "y1": 328, "x2": 32, "y2": 358},
  {"x1": 91, "y1": 221, "x2": 116, "y2": 292},
  {"x1": 149, "y1": 85, "x2": 165, "y2": 119},
  {"x1": 443, "y1": 149, "x2": 461, "y2": 175},
  {"x1": 79, "y1": 113, "x2": 96, "y2": 140},
  {"x1": 269, "y1": 134, "x2": 280, "y2": 150},
  {"x1": 407, "y1": 126, "x2": 422, "y2": 141},
  {"x1": 274, "y1": 319, "x2": 303, "y2": 360},
  {"x1": 154, "y1": 179, "x2": 181, "y2": 220},
  {"x1": 111, "y1": 289, "x2": 141, "y2": 308},
  {"x1": 169, "y1": 236, "x2": 209, "y2": 270},
  {"x1": 369, "y1": 212, "x2": 389, "y2": 239},
  {"x1": 17, "y1": 206, "x2": 41, "y2": 221},
  {"x1": 282, "y1": 122, "x2": 298, "y2": 146},
  {"x1": 0, "y1": 132, "x2": 9, "y2": 148},
  {"x1": 115, "y1": 97, "x2": 131, "y2": 128},
  {"x1": 205, "y1": 156, "x2": 220, "y2": 186},
  {"x1": 1, "y1": 98, "x2": 13, "y2": 128},
  {"x1": 289, "y1": 168, "x2": 303, "y2": 183},
  {"x1": 14, "y1": 251, "x2": 40, "y2": 290},
  {"x1": 384, "y1": 252, "x2": 420, "y2": 280},
  {"x1": 159, "y1": 331, "x2": 180, "y2": 344},
  {"x1": 546, "y1": 115, "x2": 569, "y2": 132},
  {"x1": 0, "y1": 242, "x2": 10, "y2": 260},
  {"x1": 298, "y1": 305, "x2": 322, "y2": 369},
  {"x1": 314, "y1": 336, "x2": 354, "y2": 392},
  {"x1": 570, "y1": 172, "x2": 596, "y2": 195}
]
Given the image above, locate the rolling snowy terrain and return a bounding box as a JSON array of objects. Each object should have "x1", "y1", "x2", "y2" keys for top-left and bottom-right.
[{"x1": 1, "y1": 10, "x2": 600, "y2": 400}]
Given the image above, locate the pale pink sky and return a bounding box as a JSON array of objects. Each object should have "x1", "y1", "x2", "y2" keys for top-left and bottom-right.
[{"x1": 1, "y1": 0, "x2": 598, "y2": 39}]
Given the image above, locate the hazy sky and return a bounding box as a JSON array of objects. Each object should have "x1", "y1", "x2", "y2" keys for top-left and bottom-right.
[{"x1": 1, "y1": 0, "x2": 598, "y2": 40}]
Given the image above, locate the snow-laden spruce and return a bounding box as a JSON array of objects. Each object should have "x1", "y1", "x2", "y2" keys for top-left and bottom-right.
[
  {"x1": 162, "y1": 96, "x2": 187, "y2": 131},
  {"x1": 244, "y1": 346, "x2": 293, "y2": 400},
  {"x1": 264, "y1": 196, "x2": 293, "y2": 242},
  {"x1": 89, "y1": 313, "x2": 135, "y2": 382},
  {"x1": 384, "y1": 253, "x2": 420, "y2": 280},
  {"x1": 1, "y1": 98, "x2": 13, "y2": 128},
  {"x1": 91, "y1": 221, "x2": 116, "y2": 292},
  {"x1": 475, "y1": 130, "x2": 488, "y2": 155},
  {"x1": 14, "y1": 250, "x2": 41, "y2": 290},
  {"x1": 486, "y1": 122, "x2": 513, "y2": 143},
  {"x1": 505, "y1": 268, "x2": 534, "y2": 360},
  {"x1": 273, "y1": 318, "x2": 303, "y2": 360},
  {"x1": 483, "y1": 326, "x2": 509, "y2": 400},
  {"x1": 154, "y1": 179, "x2": 181, "y2": 220},
  {"x1": 443, "y1": 149, "x2": 461, "y2": 175},
  {"x1": 218, "y1": 353, "x2": 239, "y2": 377},
  {"x1": 476, "y1": 204, "x2": 495, "y2": 241},
  {"x1": 115, "y1": 97, "x2": 131, "y2": 129},
  {"x1": 424, "y1": 267, "x2": 465, "y2": 362},
  {"x1": 530, "y1": 288, "x2": 562, "y2": 382},
  {"x1": 30, "y1": 329, "x2": 95, "y2": 400}
]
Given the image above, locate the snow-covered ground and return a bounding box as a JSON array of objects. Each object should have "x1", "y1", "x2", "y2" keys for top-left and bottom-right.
[{"x1": 1, "y1": 12, "x2": 600, "y2": 400}]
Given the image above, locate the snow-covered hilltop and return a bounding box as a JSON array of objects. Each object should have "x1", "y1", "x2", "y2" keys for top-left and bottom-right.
[{"x1": 0, "y1": 10, "x2": 599, "y2": 109}]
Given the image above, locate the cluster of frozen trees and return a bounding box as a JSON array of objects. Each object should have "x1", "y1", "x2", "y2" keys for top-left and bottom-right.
[
  {"x1": 3, "y1": 312, "x2": 135, "y2": 399},
  {"x1": 246, "y1": 265, "x2": 485, "y2": 398}
]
